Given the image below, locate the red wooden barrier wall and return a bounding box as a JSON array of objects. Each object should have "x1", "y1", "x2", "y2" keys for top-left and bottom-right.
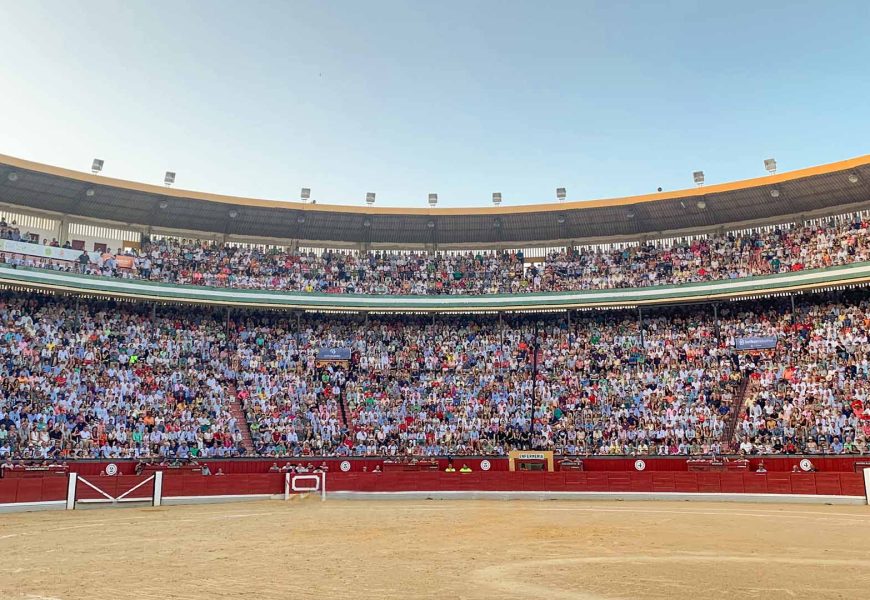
[
  {"x1": 0, "y1": 477, "x2": 67, "y2": 504},
  {"x1": 1, "y1": 471, "x2": 866, "y2": 507},
  {"x1": 73, "y1": 475, "x2": 154, "y2": 502},
  {"x1": 323, "y1": 472, "x2": 867, "y2": 497},
  {"x1": 26, "y1": 455, "x2": 870, "y2": 477}
]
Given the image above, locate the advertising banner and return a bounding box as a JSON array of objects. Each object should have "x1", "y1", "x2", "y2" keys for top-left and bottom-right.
[
  {"x1": 735, "y1": 336, "x2": 778, "y2": 351},
  {"x1": 0, "y1": 239, "x2": 101, "y2": 263}
]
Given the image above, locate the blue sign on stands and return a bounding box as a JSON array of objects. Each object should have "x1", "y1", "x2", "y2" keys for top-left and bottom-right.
[
  {"x1": 316, "y1": 347, "x2": 351, "y2": 361},
  {"x1": 735, "y1": 336, "x2": 778, "y2": 351}
]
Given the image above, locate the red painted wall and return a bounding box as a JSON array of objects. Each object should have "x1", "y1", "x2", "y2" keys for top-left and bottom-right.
[
  {"x1": 322, "y1": 471, "x2": 866, "y2": 497},
  {"x1": 160, "y1": 474, "x2": 281, "y2": 498},
  {"x1": 37, "y1": 455, "x2": 870, "y2": 476},
  {"x1": 0, "y1": 477, "x2": 67, "y2": 504},
  {"x1": 74, "y1": 475, "x2": 154, "y2": 502},
  {"x1": 1, "y1": 470, "x2": 866, "y2": 507}
]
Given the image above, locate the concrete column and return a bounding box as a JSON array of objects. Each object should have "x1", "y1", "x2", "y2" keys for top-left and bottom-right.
[{"x1": 56, "y1": 215, "x2": 70, "y2": 245}]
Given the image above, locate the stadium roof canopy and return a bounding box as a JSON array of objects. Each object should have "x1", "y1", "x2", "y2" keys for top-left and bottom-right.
[{"x1": 0, "y1": 153, "x2": 869, "y2": 248}]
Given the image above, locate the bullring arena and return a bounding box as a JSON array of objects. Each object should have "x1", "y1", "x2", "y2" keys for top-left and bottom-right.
[
  {"x1": 2, "y1": 497, "x2": 870, "y2": 600},
  {"x1": 2, "y1": 459, "x2": 870, "y2": 599},
  {"x1": 4, "y1": 114, "x2": 870, "y2": 600}
]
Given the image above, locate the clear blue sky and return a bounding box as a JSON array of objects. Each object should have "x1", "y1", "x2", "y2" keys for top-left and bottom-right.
[{"x1": 1, "y1": 0, "x2": 868, "y2": 207}]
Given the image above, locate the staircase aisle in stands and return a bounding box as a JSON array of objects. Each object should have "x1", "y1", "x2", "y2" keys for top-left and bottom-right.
[
  {"x1": 227, "y1": 384, "x2": 256, "y2": 455},
  {"x1": 721, "y1": 376, "x2": 754, "y2": 452},
  {"x1": 337, "y1": 378, "x2": 350, "y2": 429}
]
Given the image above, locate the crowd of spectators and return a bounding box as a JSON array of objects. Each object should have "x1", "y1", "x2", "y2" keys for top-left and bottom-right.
[
  {"x1": 0, "y1": 295, "x2": 245, "y2": 460},
  {"x1": 735, "y1": 298, "x2": 870, "y2": 455},
  {"x1": 3, "y1": 213, "x2": 870, "y2": 295},
  {"x1": 0, "y1": 218, "x2": 68, "y2": 248},
  {"x1": 1, "y1": 289, "x2": 869, "y2": 461},
  {"x1": 331, "y1": 313, "x2": 740, "y2": 457}
]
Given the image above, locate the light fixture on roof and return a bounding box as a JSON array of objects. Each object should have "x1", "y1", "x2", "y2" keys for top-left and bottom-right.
[
  {"x1": 626, "y1": 209, "x2": 636, "y2": 219},
  {"x1": 85, "y1": 188, "x2": 95, "y2": 198},
  {"x1": 693, "y1": 171, "x2": 705, "y2": 186},
  {"x1": 297, "y1": 215, "x2": 305, "y2": 224},
  {"x1": 556, "y1": 187, "x2": 566, "y2": 203},
  {"x1": 428, "y1": 193, "x2": 438, "y2": 207},
  {"x1": 91, "y1": 158, "x2": 104, "y2": 174},
  {"x1": 770, "y1": 189, "x2": 780, "y2": 198},
  {"x1": 557, "y1": 214, "x2": 566, "y2": 224},
  {"x1": 301, "y1": 188, "x2": 311, "y2": 203},
  {"x1": 696, "y1": 200, "x2": 707, "y2": 210},
  {"x1": 492, "y1": 192, "x2": 502, "y2": 206},
  {"x1": 849, "y1": 174, "x2": 859, "y2": 184},
  {"x1": 159, "y1": 200, "x2": 169, "y2": 209},
  {"x1": 7, "y1": 172, "x2": 18, "y2": 182},
  {"x1": 366, "y1": 192, "x2": 376, "y2": 206},
  {"x1": 764, "y1": 158, "x2": 777, "y2": 174},
  {"x1": 228, "y1": 209, "x2": 238, "y2": 219},
  {"x1": 426, "y1": 220, "x2": 435, "y2": 229},
  {"x1": 164, "y1": 171, "x2": 176, "y2": 187},
  {"x1": 363, "y1": 219, "x2": 371, "y2": 228},
  {"x1": 493, "y1": 218, "x2": 502, "y2": 229}
]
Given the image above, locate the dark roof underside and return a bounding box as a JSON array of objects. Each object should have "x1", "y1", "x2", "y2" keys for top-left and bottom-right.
[{"x1": 0, "y1": 160, "x2": 869, "y2": 246}]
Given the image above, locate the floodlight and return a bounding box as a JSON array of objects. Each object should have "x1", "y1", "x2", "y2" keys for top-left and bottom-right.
[
  {"x1": 492, "y1": 193, "x2": 502, "y2": 206},
  {"x1": 164, "y1": 171, "x2": 176, "y2": 186},
  {"x1": 764, "y1": 158, "x2": 777, "y2": 174},
  {"x1": 428, "y1": 193, "x2": 438, "y2": 207},
  {"x1": 301, "y1": 188, "x2": 311, "y2": 202},
  {"x1": 91, "y1": 159, "x2": 104, "y2": 174},
  {"x1": 693, "y1": 171, "x2": 705, "y2": 186},
  {"x1": 556, "y1": 187, "x2": 566, "y2": 202},
  {"x1": 366, "y1": 192, "x2": 376, "y2": 206}
]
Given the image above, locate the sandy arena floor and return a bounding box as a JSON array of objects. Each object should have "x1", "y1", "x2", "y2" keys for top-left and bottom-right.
[{"x1": 1, "y1": 499, "x2": 869, "y2": 600}]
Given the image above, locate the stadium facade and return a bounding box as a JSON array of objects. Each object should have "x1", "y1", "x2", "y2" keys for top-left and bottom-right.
[
  {"x1": 2, "y1": 154, "x2": 870, "y2": 509},
  {"x1": 1, "y1": 152, "x2": 869, "y2": 310}
]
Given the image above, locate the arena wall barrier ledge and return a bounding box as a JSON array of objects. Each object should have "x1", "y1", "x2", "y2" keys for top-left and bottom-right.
[{"x1": 2, "y1": 457, "x2": 869, "y2": 512}]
